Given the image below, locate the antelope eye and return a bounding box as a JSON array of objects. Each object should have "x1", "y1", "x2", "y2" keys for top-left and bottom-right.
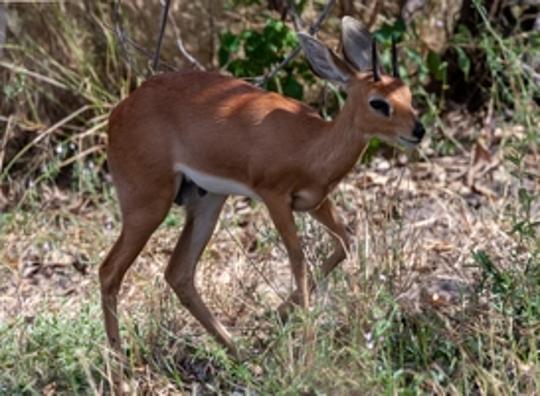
[{"x1": 369, "y1": 99, "x2": 391, "y2": 117}]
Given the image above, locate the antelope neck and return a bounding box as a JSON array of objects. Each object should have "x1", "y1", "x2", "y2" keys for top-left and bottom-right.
[{"x1": 309, "y1": 99, "x2": 367, "y2": 186}]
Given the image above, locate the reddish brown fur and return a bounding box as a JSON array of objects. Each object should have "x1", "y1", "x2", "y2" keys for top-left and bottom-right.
[
  {"x1": 109, "y1": 71, "x2": 416, "y2": 210},
  {"x1": 101, "y1": 68, "x2": 420, "y2": 367}
]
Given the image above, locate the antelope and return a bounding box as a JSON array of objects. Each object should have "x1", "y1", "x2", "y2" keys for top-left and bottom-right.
[{"x1": 100, "y1": 16, "x2": 425, "y2": 358}]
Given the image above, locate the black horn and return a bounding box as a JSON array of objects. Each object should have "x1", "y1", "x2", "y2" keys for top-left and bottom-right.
[
  {"x1": 391, "y1": 35, "x2": 399, "y2": 78},
  {"x1": 371, "y1": 39, "x2": 380, "y2": 81}
]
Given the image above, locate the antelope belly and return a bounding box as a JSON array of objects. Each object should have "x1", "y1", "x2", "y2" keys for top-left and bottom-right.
[{"x1": 174, "y1": 164, "x2": 260, "y2": 199}]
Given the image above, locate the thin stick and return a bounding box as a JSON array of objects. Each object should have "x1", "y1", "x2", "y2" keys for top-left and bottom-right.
[
  {"x1": 286, "y1": 0, "x2": 304, "y2": 32},
  {"x1": 175, "y1": 38, "x2": 205, "y2": 70},
  {"x1": 110, "y1": 2, "x2": 176, "y2": 72},
  {"x1": 152, "y1": 0, "x2": 172, "y2": 72},
  {"x1": 109, "y1": 21, "x2": 176, "y2": 71},
  {"x1": 0, "y1": 105, "x2": 91, "y2": 179},
  {"x1": 167, "y1": 6, "x2": 205, "y2": 70},
  {"x1": 522, "y1": 62, "x2": 540, "y2": 84},
  {"x1": 112, "y1": 0, "x2": 136, "y2": 72},
  {"x1": 253, "y1": 0, "x2": 336, "y2": 87},
  {"x1": 0, "y1": 61, "x2": 67, "y2": 89},
  {"x1": 0, "y1": 116, "x2": 13, "y2": 172}
]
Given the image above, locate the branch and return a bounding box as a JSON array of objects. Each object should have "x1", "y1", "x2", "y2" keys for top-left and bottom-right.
[
  {"x1": 253, "y1": 0, "x2": 336, "y2": 87},
  {"x1": 110, "y1": 1, "x2": 176, "y2": 72},
  {"x1": 167, "y1": 4, "x2": 205, "y2": 70},
  {"x1": 286, "y1": 0, "x2": 304, "y2": 32},
  {"x1": 306, "y1": 0, "x2": 336, "y2": 36},
  {"x1": 152, "y1": 0, "x2": 172, "y2": 72},
  {"x1": 522, "y1": 62, "x2": 540, "y2": 84},
  {"x1": 112, "y1": 0, "x2": 137, "y2": 73},
  {"x1": 175, "y1": 38, "x2": 205, "y2": 70},
  {"x1": 0, "y1": 3, "x2": 6, "y2": 58}
]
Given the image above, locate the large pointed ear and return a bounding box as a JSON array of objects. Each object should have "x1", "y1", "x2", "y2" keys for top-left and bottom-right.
[
  {"x1": 341, "y1": 16, "x2": 374, "y2": 71},
  {"x1": 297, "y1": 33, "x2": 353, "y2": 85}
]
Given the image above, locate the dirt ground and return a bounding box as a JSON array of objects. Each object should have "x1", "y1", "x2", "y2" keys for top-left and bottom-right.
[{"x1": 2, "y1": 114, "x2": 537, "y2": 339}]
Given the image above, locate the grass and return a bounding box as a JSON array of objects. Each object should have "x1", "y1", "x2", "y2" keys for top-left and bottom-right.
[
  {"x1": 1, "y1": 254, "x2": 539, "y2": 394},
  {"x1": 1, "y1": 136, "x2": 538, "y2": 394},
  {"x1": 1, "y1": 1, "x2": 539, "y2": 395},
  {"x1": 0, "y1": 301, "x2": 107, "y2": 394}
]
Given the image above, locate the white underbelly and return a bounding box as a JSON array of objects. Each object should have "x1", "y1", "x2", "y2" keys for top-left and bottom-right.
[{"x1": 174, "y1": 164, "x2": 260, "y2": 199}]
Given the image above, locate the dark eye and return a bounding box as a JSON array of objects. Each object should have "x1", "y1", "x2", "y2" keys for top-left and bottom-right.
[{"x1": 369, "y1": 99, "x2": 391, "y2": 117}]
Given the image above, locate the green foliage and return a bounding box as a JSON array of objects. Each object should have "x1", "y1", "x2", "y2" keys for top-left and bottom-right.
[
  {"x1": 226, "y1": 0, "x2": 262, "y2": 7},
  {"x1": 1, "y1": 1, "x2": 539, "y2": 394},
  {"x1": 0, "y1": 3, "x2": 129, "y2": 209},
  {"x1": 0, "y1": 302, "x2": 106, "y2": 394},
  {"x1": 164, "y1": 210, "x2": 183, "y2": 228},
  {"x1": 218, "y1": 18, "x2": 311, "y2": 99},
  {"x1": 452, "y1": 0, "x2": 539, "y2": 125},
  {"x1": 452, "y1": 25, "x2": 473, "y2": 81}
]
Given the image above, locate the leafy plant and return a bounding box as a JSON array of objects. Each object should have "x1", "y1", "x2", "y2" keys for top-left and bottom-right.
[{"x1": 219, "y1": 18, "x2": 311, "y2": 99}]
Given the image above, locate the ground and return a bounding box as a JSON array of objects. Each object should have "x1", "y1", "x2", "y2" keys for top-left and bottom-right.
[{"x1": 1, "y1": 116, "x2": 539, "y2": 394}]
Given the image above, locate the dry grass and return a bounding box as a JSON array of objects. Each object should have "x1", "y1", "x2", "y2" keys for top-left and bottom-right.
[
  {"x1": 1, "y1": 117, "x2": 538, "y2": 393},
  {"x1": 1, "y1": 1, "x2": 539, "y2": 394}
]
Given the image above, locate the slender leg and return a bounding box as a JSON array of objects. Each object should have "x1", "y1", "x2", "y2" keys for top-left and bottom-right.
[
  {"x1": 310, "y1": 199, "x2": 350, "y2": 277},
  {"x1": 99, "y1": 197, "x2": 172, "y2": 355},
  {"x1": 278, "y1": 198, "x2": 350, "y2": 318},
  {"x1": 163, "y1": 193, "x2": 238, "y2": 355},
  {"x1": 263, "y1": 195, "x2": 309, "y2": 310}
]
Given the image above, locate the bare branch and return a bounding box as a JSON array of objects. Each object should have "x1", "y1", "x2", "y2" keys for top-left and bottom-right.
[
  {"x1": 175, "y1": 38, "x2": 205, "y2": 70},
  {"x1": 119, "y1": 31, "x2": 176, "y2": 71},
  {"x1": 152, "y1": 0, "x2": 172, "y2": 72},
  {"x1": 286, "y1": 0, "x2": 304, "y2": 32},
  {"x1": 522, "y1": 62, "x2": 540, "y2": 84},
  {"x1": 112, "y1": 0, "x2": 138, "y2": 73},
  {"x1": 110, "y1": 1, "x2": 176, "y2": 72},
  {"x1": 307, "y1": 0, "x2": 336, "y2": 36},
  {"x1": 0, "y1": 3, "x2": 6, "y2": 59},
  {"x1": 253, "y1": 0, "x2": 336, "y2": 87},
  {"x1": 167, "y1": 5, "x2": 205, "y2": 70},
  {"x1": 252, "y1": 47, "x2": 301, "y2": 86}
]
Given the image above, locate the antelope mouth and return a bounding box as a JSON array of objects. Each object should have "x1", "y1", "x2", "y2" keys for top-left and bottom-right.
[{"x1": 398, "y1": 135, "x2": 421, "y2": 148}]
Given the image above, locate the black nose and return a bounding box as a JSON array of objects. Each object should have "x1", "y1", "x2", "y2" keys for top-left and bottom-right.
[{"x1": 412, "y1": 121, "x2": 425, "y2": 140}]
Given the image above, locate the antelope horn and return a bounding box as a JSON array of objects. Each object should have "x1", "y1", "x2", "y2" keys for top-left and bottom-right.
[
  {"x1": 372, "y1": 39, "x2": 380, "y2": 81},
  {"x1": 392, "y1": 35, "x2": 399, "y2": 78}
]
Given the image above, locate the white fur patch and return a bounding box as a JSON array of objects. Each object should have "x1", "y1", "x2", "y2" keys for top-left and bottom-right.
[{"x1": 174, "y1": 164, "x2": 260, "y2": 199}]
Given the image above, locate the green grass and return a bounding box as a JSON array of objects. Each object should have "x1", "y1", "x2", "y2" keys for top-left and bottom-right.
[
  {"x1": 0, "y1": 300, "x2": 107, "y2": 394},
  {"x1": 1, "y1": 252, "x2": 538, "y2": 395},
  {"x1": 1, "y1": 1, "x2": 539, "y2": 394}
]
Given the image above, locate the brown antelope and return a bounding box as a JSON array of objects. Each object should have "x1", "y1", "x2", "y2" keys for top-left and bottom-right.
[{"x1": 100, "y1": 16, "x2": 425, "y2": 358}]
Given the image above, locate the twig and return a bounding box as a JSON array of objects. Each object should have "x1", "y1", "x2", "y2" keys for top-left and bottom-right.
[
  {"x1": 0, "y1": 116, "x2": 13, "y2": 173},
  {"x1": 0, "y1": 61, "x2": 68, "y2": 89},
  {"x1": 522, "y1": 62, "x2": 540, "y2": 84},
  {"x1": 366, "y1": 0, "x2": 381, "y2": 30},
  {"x1": 167, "y1": 5, "x2": 205, "y2": 70},
  {"x1": 1, "y1": 105, "x2": 92, "y2": 179},
  {"x1": 252, "y1": 47, "x2": 301, "y2": 86},
  {"x1": 112, "y1": 0, "x2": 137, "y2": 73},
  {"x1": 108, "y1": 2, "x2": 176, "y2": 72},
  {"x1": 59, "y1": 145, "x2": 104, "y2": 169},
  {"x1": 152, "y1": 0, "x2": 172, "y2": 72},
  {"x1": 306, "y1": 0, "x2": 337, "y2": 36},
  {"x1": 175, "y1": 38, "x2": 205, "y2": 70},
  {"x1": 253, "y1": 0, "x2": 336, "y2": 87},
  {"x1": 0, "y1": 3, "x2": 6, "y2": 58},
  {"x1": 286, "y1": 0, "x2": 304, "y2": 32},
  {"x1": 115, "y1": 25, "x2": 176, "y2": 71}
]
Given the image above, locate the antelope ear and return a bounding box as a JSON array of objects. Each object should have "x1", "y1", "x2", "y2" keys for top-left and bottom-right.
[
  {"x1": 341, "y1": 16, "x2": 374, "y2": 71},
  {"x1": 298, "y1": 33, "x2": 353, "y2": 85}
]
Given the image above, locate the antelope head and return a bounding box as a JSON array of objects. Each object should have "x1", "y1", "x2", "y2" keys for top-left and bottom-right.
[{"x1": 298, "y1": 16, "x2": 425, "y2": 148}]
